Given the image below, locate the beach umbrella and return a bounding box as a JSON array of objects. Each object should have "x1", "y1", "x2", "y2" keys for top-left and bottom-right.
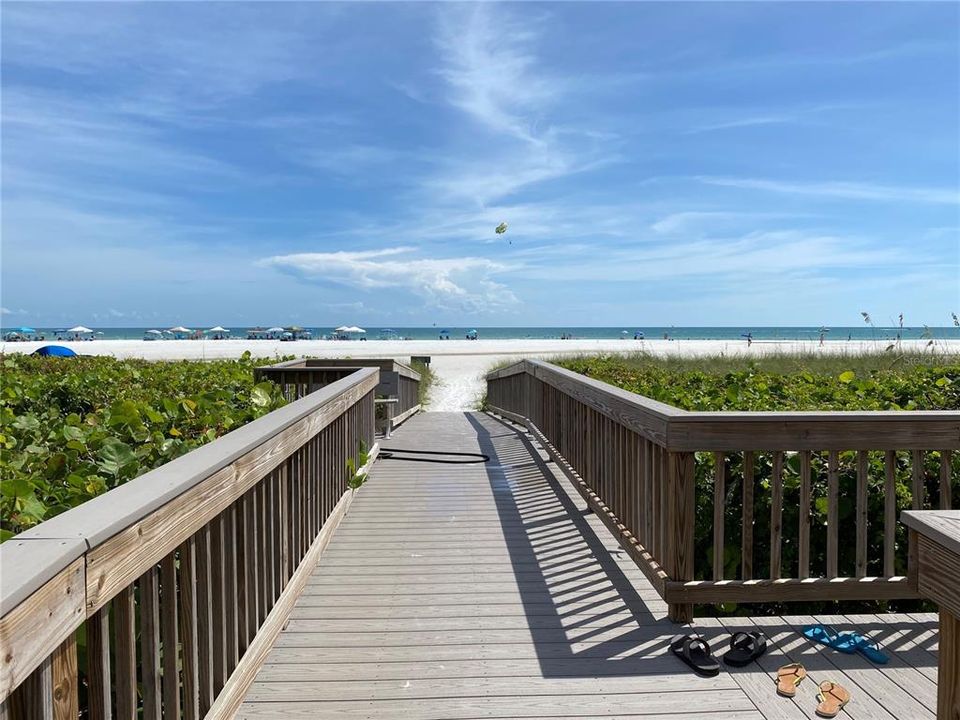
[
  {"x1": 68, "y1": 325, "x2": 93, "y2": 333},
  {"x1": 347, "y1": 326, "x2": 366, "y2": 334},
  {"x1": 267, "y1": 327, "x2": 284, "y2": 333},
  {"x1": 33, "y1": 345, "x2": 77, "y2": 357},
  {"x1": 334, "y1": 326, "x2": 350, "y2": 333},
  {"x1": 205, "y1": 326, "x2": 230, "y2": 333},
  {"x1": 169, "y1": 326, "x2": 192, "y2": 333},
  {"x1": 145, "y1": 329, "x2": 163, "y2": 335},
  {"x1": 16, "y1": 326, "x2": 36, "y2": 334},
  {"x1": 621, "y1": 330, "x2": 629, "y2": 335}
]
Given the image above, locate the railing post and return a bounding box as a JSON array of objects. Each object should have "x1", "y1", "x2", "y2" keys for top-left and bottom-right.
[{"x1": 667, "y1": 450, "x2": 695, "y2": 623}]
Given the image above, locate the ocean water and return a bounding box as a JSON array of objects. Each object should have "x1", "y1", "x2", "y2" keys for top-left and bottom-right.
[{"x1": 3, "y1": 326, "x2": 957, "y2": 341}]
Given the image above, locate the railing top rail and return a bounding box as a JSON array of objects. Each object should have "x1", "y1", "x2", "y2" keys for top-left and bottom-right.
[
  {"x1": 487, "y1": 359, "x2": 960, "y2": 450},
  {"x1": 259, "y1": 357, "x2": 421, "y2": 381},
  {"x1": 1, "y1": 366, "x2": 378, "y2": 613},
  {"x1": 902, "y1": 510, "x2": 960, "y2": 556}
]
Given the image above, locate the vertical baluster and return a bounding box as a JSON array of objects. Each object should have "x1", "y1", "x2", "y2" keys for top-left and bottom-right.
[
  {"x1": 236, "y1": 498, "x2": 248, "y2": 655},
  {"x1": 855, "y1": 450, "x2": 868, "y2": 578},
  {"x1": 712, "y1": 452, "x2": 725, "y2": 581},
  {"x1": 160, "y1": 554, "x2": 180, "y2": 718},
  {"x1": 827, "y1": 450, "x2": 839, "y2": 578},
  {"x1": 51, "y1": 635, "x2": 78, "y2": 720},
  {"x1": 114, "y1": 586, "x2": 137, "y2": 720},
  {"x1": 12, "y1": 656, "x2": 52, "y2": 720},
  {"x1": 180, "y1": 537, "x2": 200, "y2": 720},
  {"x1": 263, "y1": 477, "x2": 274, "y2": 609},
  {"x1": 140, "y1": 566, "x2": 162, "y2": 720},
  {"x1": 771, "y1": 451, "x2": 784, "y2": 579},
  {"x1": 912, "y1": 450, "x2": 925, "y2": 509},
  {"x1": 941, "y1": 450, "x2": 953, "y2": 510},
  {"x1": 258, "y1": 482, "x2": 269, "y2": 623},
  {"x1": 225, "y1": 506, "x2": 239, "y2": 673},
  {"x1": 289, "y1": 448, "x2": 299, "y2": 568},
  {"x1": 279, "y1": 464, "x2": 289, "y2": 589},
  {"x1": 654, "y1": 445, "x2": 664, "y2": 561},
  {"x1": 195, "y1": 526, "x2": 214, "y2": 715},
  {"x1": 211, "y1": 515, "x2": 226, "y2": 694},
  {"x1": 799, "y1": 451, "x2": 812, "y2": 580},
  {"x1": 87, "y1": 606, "x2": 111, "y2": 720},
  {"x1": 630, "y1": 430, "x2": 639, "y2": 540},
  {"x1": 741, "y1": 451, "x2": 754, "y2": 580},
  {"x1": 245, "y1": 491, "x2": 258, "y2": 641},
  {"x1": 667, "y1": 451, "x2": 695, "y2": 623},
  {"x1": 884, "y1": 450, "x2": 897, "y2": 577}
]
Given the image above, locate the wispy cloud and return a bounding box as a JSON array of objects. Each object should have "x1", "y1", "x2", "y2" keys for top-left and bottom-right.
[
  {"x1": 514, "y1": 229, "x2": 931, "y2": 283},
  {"x1": 428, "y1": 4, "x2": 618, "y2": 206},
  {"x1": 260, "y1": 247, "x2": 518, "y2": 312},
  {"x1": 434, "y1": 5, "x2": 558, "y2": 146},
  {"x1": 698, "y1": 176, "x2": 960, "y2": 205},
  {"x1": 684, "y1": 115, "x2": 796, "y2": 134}
]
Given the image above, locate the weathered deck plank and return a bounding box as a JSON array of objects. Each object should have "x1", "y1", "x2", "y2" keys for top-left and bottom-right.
[{"x1": 238, "y1": 411, "x2": 938, "y2": 720}]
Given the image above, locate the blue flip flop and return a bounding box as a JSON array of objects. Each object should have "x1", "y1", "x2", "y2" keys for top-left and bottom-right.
[
  {"x1": 802, "y1": 624, "x2": 889, "y2": 664},
  {"x1": 835, "y1": 632, "x2": 889, "y2": 664},
  {"x1": 802, "y1": 624, "x2": 851, "y2": 652}
]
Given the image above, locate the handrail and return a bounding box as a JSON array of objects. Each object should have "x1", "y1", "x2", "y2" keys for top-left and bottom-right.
[
  {"x1": 1, "y1": 367, "x2": 378, "y2": 716},
  {"x1": 486, "y1": 359, "x2": 958, "y2": 622},
  {"x1": 487, "y1": 359, "x2": 960, "y2": 450},
  {"x1": 265, "y1": 357, "x2": 421, "y2": 381},
  {"x1": 257, "y1": 358, "x2": 423, "y2": 431}
]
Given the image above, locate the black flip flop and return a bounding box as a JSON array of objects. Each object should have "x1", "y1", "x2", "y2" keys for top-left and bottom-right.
[
  {"x1": 670, "y1": 633, "x2": 720, "y2": 676},
  {"x1": 723, "y1": 631, "x2": 767, "y2": 667}
]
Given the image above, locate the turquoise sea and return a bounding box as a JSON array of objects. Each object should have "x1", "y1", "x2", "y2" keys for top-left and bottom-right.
[{"x1": 3, "y1": 326, "x2": 957, "y2": 341}]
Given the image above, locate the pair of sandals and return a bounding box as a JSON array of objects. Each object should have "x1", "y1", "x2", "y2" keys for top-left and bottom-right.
[
  {"x1": 670, "y1": 630, "x2": 766, "y2": 677},
  {"x1": 777, "y1": 663, "x2": 850, "y2": 718}
]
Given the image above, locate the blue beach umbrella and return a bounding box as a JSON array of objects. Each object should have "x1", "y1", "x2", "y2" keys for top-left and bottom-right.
[
  {"x1": 17, "y1": 326, "x2": 36, "y2": 333},
  {"x1": 33, "y1": 345, "x2": 77, "y2": 357}
]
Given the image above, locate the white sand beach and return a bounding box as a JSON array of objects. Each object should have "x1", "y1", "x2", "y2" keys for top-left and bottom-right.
[{"x1": 2, "y1": 338, "x2": 956, "y2": 410}]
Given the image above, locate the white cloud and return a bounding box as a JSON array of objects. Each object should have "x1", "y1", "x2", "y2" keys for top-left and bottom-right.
[
  {"x1": 428, "y1": 4, "x2": 617, "y2": 206},
  {"x1": 435, "y1": 5, "x2": 558, "y2": 145},
  {"x1": 260, "y1": 247, "x2": 517, "y2": 312},
  {"x1": 684, "y1": 115, "x2": 796, "y2": 134},
  {"x1": 514, "y1": 229, "x2": 931, "y2": 283},
  {"x1": 698, "y1": 176, "x2": 960, "y2": 205}
]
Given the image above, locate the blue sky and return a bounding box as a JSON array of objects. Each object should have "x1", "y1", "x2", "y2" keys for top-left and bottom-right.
[{"x1": 2, "y1": 1, "x2": 958, "y2": 327}]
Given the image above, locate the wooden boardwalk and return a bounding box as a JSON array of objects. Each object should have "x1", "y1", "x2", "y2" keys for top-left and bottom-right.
[{"x1": 238, "y1": 412, "x2": 940, "y2": 720}]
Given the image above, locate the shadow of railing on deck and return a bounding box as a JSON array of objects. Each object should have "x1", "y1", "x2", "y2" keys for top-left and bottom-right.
[{"x1": 464, "y1": 411, "x2": 682, "y2": 677}]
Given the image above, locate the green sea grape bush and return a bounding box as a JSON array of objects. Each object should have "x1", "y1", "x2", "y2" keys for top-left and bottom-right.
[
  {"x1": 0, "y1": 353, "x2": 289, "y2": 540},
  {"x1": 556, "y1": 352, "x2": 960, "y2": 614},
  {"x1": 410, "y1": 360, "x2": 435, "y2": 407}
]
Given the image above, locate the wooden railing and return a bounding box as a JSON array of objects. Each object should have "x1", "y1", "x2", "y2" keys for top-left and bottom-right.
[
  {"x1": 255, "y1": 358, "x2": 421, "y2": 429},
  {"x1": 0, "y1": 367, "x2": 378, "y2": 719},
  {"x1": 487, "y1": 360, "x2": 959, "y2": 622}
]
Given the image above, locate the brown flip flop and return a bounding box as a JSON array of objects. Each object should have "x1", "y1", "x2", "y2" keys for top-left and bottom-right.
[
  {"x1": 816, "y1": 680, "x2": 850, "y2": 717},
  {"x1": 775, "y1": 663, "x2": 807, "y2": 697}
]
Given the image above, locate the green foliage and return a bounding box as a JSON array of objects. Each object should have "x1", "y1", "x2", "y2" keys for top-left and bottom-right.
[
  {"x1": 1, "y1": 353, "x2": 288, "y2": 539},
  {"x1": 556, "y1": 352, "x2": 960, "y2": 412},
  {"x1": 556, "y1": 352, "x2": 960, "y2": 615},
  {"x1": 347, "y1": 440, "x2": 370, "y2": 490},
  {"x1": 409, "y1": 360, "x2": 435, "y2": 407}
]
